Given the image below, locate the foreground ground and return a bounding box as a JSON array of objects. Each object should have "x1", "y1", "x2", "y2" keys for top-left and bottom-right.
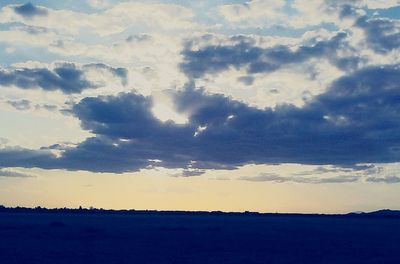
[{"x1": 0, "y1": 211, "x2": 399, "y2": 263}]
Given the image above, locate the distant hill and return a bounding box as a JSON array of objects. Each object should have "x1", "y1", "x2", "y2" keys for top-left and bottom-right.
[{"x1": 348, "y1": 209, "x2": 400, "y2": 217}]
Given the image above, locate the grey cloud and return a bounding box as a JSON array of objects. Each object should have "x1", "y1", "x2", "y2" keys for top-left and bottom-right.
[
  {"x1": 366, "y1": 176, "x2": 400, "y2": 184},
  {"x1": 239, "y1": 173, "x2": 288, "y2": 183},
  {"x1": 39, "y1": 142, "x2": 77, "y2": 152},
  {"x1": 0, "y1": 169, "x2": 34, "y2": 178},
  {"x1": 9, "y1": 24, "x2": 49, "y2": 35},
  {"x1": 239, "y1": 173, "x2": 359, "y2": 184},
  {"x1": 83, "y1": 63, "x2": 128, "y2": 86},
  {"x1": 7, "y1": 99, "x2": 31, "y2": 110},
  {"x1": 39, "y1": 104, "x2": 58, "y2": 112},
  {"x1": 237, "y1": 76, "x2": 254, "y2": 86},
  {"x1": 13, "y1": 3, "x2": 48, "y2": 18},
  {"x1": 6, "y1": 100, "x2": 59, "y2": 112},
  {"x1": 126, "y1": 34, "x2": 152, "y2": 43},
  {"x1": 322, "y1": 1, "x2": 366, "y2": 18},
  {"x1": 180, "y1": 32, "x2": 360, "y2": 79},
  {"x1": 0, "y1": 64, "x2": 92, "y2": 94},
  {"x1": 0, "y1": 63, "x2": 127, "y2": 94},
  {"x1": 0, "y1": 148, "x2": 58, "y2": 170},
  {"x1": 0, "y1": 138, "x2": 9, "y2": 145},
  {"x1": 171, "y1": 169, "x2": 206, "y2": 177},
  {"x1": 356, "y1": 16, "x2": 400, "y2": 54},
  {"x1": 318, "y1": 175, "x2": 360, "y2": 183},
  {"x1": 181, "y1": 169, "x2": 205, "y2": 177},
  {"x1": 339, "y1": 4, "x2": 361, "y2": 18},
  {"x1": 294, "y1": 164, "x2": 382, "y2": 176}
]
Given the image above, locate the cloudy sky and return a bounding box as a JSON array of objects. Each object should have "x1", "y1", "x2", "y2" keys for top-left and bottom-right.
[{"x1": 1, "y1": 0, "x2": 400, "y2": 213}]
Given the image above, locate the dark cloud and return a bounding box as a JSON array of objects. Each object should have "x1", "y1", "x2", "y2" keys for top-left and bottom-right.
[
  {"x1": 0, "y1": 147, "x2": 58, "y2": 169},
  {"x1": 180, "y1": 32, "x2": 360, "y2": 79},
  {"x1": 0, "y1": 63, "x2": 127, "y2": 94},
  {"x1": 366, "y1": 176, "x2": 400, "y2": 184},
  {"x1": 1, "y1": 64, "x2": 400, "y2": 173},
  {"x1": 13, "y1": 3, "x2": 48, "y2": 18},
  {"x1": 239, "y1": 173, "x2": 359, "y2": 184},
  {"x1": 356, "y1": 16, "x2": 400, "y2": 54},
  {"x1": 7, "y1": 99, "x2": 31, "y2": 110},
  {"x1": 0, "y1": 64, "x2": 92, "y2": 94}
]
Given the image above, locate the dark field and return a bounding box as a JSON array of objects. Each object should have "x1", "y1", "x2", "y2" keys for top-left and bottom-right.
[{"x1": 0, "y1": 211, "x2": 399, "y2": 263}]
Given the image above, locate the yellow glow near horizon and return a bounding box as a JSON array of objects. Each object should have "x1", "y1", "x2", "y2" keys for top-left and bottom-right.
[{"x1": 0, "y1": 167, "x2": 399, "y2": 214}]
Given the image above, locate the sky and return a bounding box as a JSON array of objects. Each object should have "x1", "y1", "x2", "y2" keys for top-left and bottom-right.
[{"x1": 1, "y1": 0, "x2": 400, "y2": 213}]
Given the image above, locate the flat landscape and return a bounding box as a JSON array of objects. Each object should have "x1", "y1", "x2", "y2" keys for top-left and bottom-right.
[{"x1": 0, "y1": 210, "x2": 399, "y2": 263}]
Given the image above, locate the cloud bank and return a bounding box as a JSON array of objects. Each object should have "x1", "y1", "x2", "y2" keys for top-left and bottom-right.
[{"x1": 1, "y1": 62, "x2": 400, "y2": 172}]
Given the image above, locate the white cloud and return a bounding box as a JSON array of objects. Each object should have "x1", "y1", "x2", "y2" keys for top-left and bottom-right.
[
  {"x1": 0, "y1": 26, "x2": 188, "y2": 96},
  {"x1": 219, "y1": 0, "x2": 394, "y2": 29},
  {"x1": 195, "y1": 58, "x2": 343, "y2": 109},
  {"x1": 359, "y1": 0, "x2": 400, "y2": 9},
  {"x1": 0, "y1": 25, "x2": 59, "y2": 48},
  {"x1": 288, "y1": 0, "x2": 355, "y2": 28},
  {"x1": 219, "y1": 0, "x2": 286, "y2": 22},
  {"x1": 87, "y1": 0, "x2": 112, "y2": 9},
  {"x1": 0, "y1": 2, "x2": 197, "y2": 36}
]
